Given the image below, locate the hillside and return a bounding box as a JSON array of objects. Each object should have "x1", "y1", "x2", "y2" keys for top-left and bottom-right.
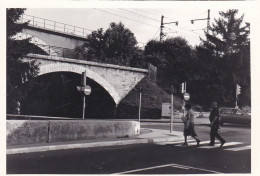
[{"x1": 117, "y1": 77, "x2": 183, "y2": 119}]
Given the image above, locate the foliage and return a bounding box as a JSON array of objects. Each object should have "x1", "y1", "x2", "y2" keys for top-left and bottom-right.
[
  {"x1": 7, "y1": 8, "x2": 40, "y2": 113},
  {"x1": 144, "y1": 37, "x2": 198, "y2": 92},
  {"x1": 196, "y1": 9, "x2": 250, "y2": 107},
  {"x1": 74, "y1": 22, "x2": 146, "y2": 68}
]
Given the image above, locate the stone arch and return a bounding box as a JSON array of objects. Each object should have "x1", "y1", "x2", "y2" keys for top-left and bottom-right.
[{"x1": 38, "y1": 62, "x2": 121, "y2": 104}]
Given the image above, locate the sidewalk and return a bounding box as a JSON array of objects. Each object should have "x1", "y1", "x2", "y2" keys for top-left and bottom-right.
[
  {"x1": 141, "y1": 117, "x2": 209, "y2": 125},
  {"x1": 7, "y1": 128, "x2": 184, "y2": 155}
]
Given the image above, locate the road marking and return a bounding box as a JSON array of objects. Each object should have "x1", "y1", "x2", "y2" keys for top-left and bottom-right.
[
  {"x1": 111, "y1": 163, "x2": 222, "y2": 174},
  {"x1": 154, "y1": 139, "x2": 194, "y2": 145},
  {"x1": 198, "y1": 142, "x2": 243, "y2": 149},
  {"x1": 154, "y1": 140, "x2": 250, "y2": 152},
  {"x1": 187, "y1": 140, "x2": 211, "y2": 146},
  {"x1": 224, "y1": 145, "x2": 251, "y2": 151}
]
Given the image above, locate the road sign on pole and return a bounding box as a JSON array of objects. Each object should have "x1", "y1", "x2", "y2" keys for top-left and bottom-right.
[
  {"x1": 183, "y1": 93, "x2": 190, "y2": 101},
  {"x1": 82, "y1": 71, "x2": 86, "y2": 119},
  {"x1": 83, "y1": 85, "x2": 91, "y2": 95},
  {"x1": 77, "y1": 71, "x2": 92, "y2": 119}
]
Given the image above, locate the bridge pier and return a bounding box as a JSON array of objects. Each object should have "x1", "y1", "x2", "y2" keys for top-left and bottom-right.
[{"x1": 114, "y1": 104, "x2": 118, "y2": 119}]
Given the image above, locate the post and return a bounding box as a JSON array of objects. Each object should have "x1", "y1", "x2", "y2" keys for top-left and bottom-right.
[
  {"x1": 160, "y1": 15, "x2": 164, "y2": 42},
  {"x1": 183, "y1": 100, "x2": 186, "y2": 119},
  {"x1": 235, "y1": 96, "x2": 238, "y2": 108},
  {"x1": 138, "y1": 87, "x2": 143, "y2": 122},
  {"x1": 64, "y1": 24, "x2": 66, "y2": 33},
  {"x1": 207, "y1": 9, "x2": 210, "y2": 34},
  {"x1": 44, "y1": 19, "x2": 45, "y2": 28},
  {"x1": 170, "y1": 85, "x2": 174, "y2": 133},
  {"x1": 82, "y1": 71, "x2": 86, "y2": 119}
]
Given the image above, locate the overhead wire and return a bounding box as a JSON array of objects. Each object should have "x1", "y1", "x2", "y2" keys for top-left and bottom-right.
[
  {"x1": 118, "y1": 9, "x2": 160, "y2": 22},
  {"x1": 94, "y1": 8, "x2": 209, "y2": 46},
  {"x1": 94, "y1": 8, "x2": 158, "y2": 29}
]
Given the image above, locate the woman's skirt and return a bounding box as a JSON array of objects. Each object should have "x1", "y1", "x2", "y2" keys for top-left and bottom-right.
[{"x1": 184, "y1": 123, "x2": 197, "y2": 137}]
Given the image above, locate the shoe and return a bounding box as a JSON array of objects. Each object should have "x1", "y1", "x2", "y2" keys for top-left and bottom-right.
[
  {"x1": 196, "y1": 140, "x2": 201, "y2": 146},
  {"x1": 208, "y1": 143, "x2": 214, "y2": 146},
  {"x1": 220, "y1": 141, "x2": 226, "y2": 147},
  {"x1": 181, "y1": 143, "x2": 188, "y2": 147}
]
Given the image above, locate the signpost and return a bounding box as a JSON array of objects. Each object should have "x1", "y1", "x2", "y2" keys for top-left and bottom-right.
[
  {"x1": 170, "y1": 85, "x2": 174, "y2": 133},
  {"x1": 236, "y1": 84, "x2": 241, "y2": 108},
  {"x1": 183, "y1": 93, "x2": 190, "y2": 101},
  {"x1": 138, "y1": 86, "x2": 143, "y2": 122},
  {"x1": 77, "y1": 71, "x2": 91, "y2": 119}
]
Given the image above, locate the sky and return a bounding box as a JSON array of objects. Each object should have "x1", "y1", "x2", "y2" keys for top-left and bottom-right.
[{"x1": 24, "y1": 6, "x2": 252, "y2": 48}]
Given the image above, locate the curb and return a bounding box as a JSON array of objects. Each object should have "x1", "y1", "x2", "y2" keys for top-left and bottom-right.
[{"x1": 7, "y1": 136, "x2": 183, "y2": 155}]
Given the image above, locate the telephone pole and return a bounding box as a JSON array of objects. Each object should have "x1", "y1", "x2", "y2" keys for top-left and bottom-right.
[
  {"x1": 207, "y1": 9, "x2": 210, "y2": 33},
  {"x1": 160, "y1": 15, "x2": 164, "y2": 42},
  {"x1": 191, "y1": 9, "x2": 210, "y2": 33},
  {"x1": 160, "y1": 15, "x2": 178, "y2": 42}
]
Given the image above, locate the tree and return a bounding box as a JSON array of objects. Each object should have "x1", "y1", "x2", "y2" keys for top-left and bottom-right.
[
  {"x1": 197, "y1": 9, "x2": 250, "y2": 107},
  {"x1": 74, "y1": 22, "x2": 144, "y2": 67},
  {"x1": 144, "y1": 37, "x2": 197, "y2": 91},
  {"x1": 7, "y1": 8, "x2": 39, "y2": 114}
]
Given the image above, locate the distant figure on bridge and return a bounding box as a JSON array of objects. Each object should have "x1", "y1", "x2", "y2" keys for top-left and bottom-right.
[
  {"x1": 208, "y1": 101, "x2": 226, "y2": 147},
  {"x1": 181, "y1": 104, "x2": 201, "y2": 147}
]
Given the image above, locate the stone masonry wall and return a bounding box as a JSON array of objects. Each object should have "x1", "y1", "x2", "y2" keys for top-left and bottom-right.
[{"x1": 6, "y1": 120, "x2": 140, "y2": 146}]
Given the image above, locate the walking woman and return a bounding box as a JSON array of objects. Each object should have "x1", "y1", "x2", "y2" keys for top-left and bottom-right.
[{"x1": 181, "y1": 104, "x2": 201, "y2": 147}]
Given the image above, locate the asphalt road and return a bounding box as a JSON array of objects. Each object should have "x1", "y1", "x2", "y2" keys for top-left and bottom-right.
[{"x1": 7, "y1": 122, "x2": 251, "y2": 174}]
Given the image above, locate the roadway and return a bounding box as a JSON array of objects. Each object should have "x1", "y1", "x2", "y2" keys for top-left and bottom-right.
[{"x1": 7, "y1": 121, "x2": 251, "y2": 174}]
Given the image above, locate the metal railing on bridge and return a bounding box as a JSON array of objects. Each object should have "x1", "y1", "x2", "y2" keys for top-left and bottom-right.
[
  {"x1": 18, "y1": 14, "x2": 93, "y2": 38},
  {"x1": 33, "y1": 43, "x2": 77, "y2": 59}
]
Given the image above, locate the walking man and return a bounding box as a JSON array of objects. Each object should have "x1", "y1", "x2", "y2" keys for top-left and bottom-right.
[{"x1": 209, "y1": 101, "x2": 226, "y2": 146}]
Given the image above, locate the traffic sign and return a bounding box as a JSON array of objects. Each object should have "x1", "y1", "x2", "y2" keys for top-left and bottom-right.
[
  {"x1": 83, "y1": 85, "x2": 91, "y2": 95},
  {"x1": 183, "y1": 93, "x2": 190, "y2": 101}
]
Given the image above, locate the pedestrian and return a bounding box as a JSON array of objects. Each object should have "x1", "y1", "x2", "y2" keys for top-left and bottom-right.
[
  {"x1": 181, "y1": 104, "x2": 201, "y2": 147},
  {"x1": 209, "y1": 101, "x2": 226, "y2": 146}
]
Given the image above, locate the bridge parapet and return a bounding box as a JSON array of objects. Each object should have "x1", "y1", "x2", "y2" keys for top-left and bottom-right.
[{"x1": 19, "y1": 14, "x2": 92, "y2": 38}]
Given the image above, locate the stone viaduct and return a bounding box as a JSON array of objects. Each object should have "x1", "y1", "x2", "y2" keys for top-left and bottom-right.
[
  {"x1": 24, "y1": 54, "x2": 148, "y2": 106},
  {"x1": 18, "y1": 14, "x2": 154, "y2": 105}
]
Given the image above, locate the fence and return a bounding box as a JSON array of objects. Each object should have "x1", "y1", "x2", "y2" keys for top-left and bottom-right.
[{"x1": 18, "y1": 14, "x2": 92, "y2": 38}]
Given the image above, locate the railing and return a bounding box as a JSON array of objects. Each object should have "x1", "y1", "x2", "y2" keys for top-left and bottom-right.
[
  {"x1": 7, "y1": 114, "x2": 77, "y2": 120},
  {"x1": 33, "y1": 43, "x2": 77, "y2": 59},
  {"x1": 18, "y1": 14, "x2": 93, "y2": 38}
]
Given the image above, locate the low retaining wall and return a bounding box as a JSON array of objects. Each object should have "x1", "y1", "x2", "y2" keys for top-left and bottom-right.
[{"x1": 6, "y1": 120, "x2": 140, "y2": 146}]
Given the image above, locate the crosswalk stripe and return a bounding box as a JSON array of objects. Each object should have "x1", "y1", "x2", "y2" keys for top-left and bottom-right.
[
  {"x1": 154, "y1": 140, "x2": 250, "y2": 152},
  {"x1": 198, "y1": 142, "x2": 243, "y2": 149},
  {"x1": 188, "y1": 140, "x2": 211, "y2": 146},
  {"x1": 224, "y1": 145, "x2": 251, "y2": 151},
  {"x1": 155, "y1": 139, "x2": 194, "y2": 145}
]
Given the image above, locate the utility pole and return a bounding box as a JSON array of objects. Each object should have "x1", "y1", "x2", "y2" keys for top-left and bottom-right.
[
  {"x1": 207, "y1": 9, "x2": 210, "y2": 34},
  {"x1": 160, "y1": 15, "x2": 178, "y2": 42},
  {"x1": 160, "y1": 15, "x2": 164, "y2": 42},
  {"x1": 190, "y1": 9, "x2": 210, "y2": 33}
]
